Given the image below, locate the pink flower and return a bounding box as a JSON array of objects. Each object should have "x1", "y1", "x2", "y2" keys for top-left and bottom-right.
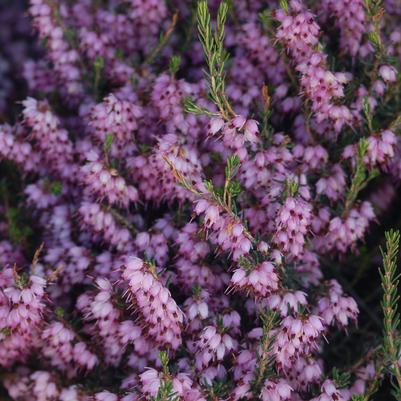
[
  {"x1": 261, "y1": 379, "x2": 292, "y2": 401},
  {"x1": 379, "y1": 64, "x2": 398, "y2": 83},
  {"x1": 317, "y1": 280, "x2": 358, "y2": 328},
  {"x1": 208, "y1": 118, "x2": 225, "y2": 135}
]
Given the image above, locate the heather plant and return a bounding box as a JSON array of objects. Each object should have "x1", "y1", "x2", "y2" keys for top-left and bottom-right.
[{"x1": 0, "y1": 0, "x2": 401, "y2": 400}]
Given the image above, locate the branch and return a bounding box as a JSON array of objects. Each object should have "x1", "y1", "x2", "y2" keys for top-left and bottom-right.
[{"x1": 380, "y1": 229, "x2": 401, "y2": 399}]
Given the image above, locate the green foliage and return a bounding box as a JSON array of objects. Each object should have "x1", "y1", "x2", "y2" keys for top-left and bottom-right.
[
  {"x1": 203, "y1": 380, "x2": 231, "y2": 400},
  {"x1": 196, "y1": 0, "x2": 234, "y2": 119},
  {"x1": 223, "y1": 155, "x2": 241, "y2": 203},
  {"x1": 364, "y1": 0, "x2": 383, "y2": 16},
  {"x1": 237, "y1": 255, "x2": 255, "y2": 271},
  {"x1": 279, "y1": 0, "x2": 289, "y2": 13},
  {"x1": 331, "y1": 367, "x2": 351, "y2": 389},
  {"x1": 362, "y1": 97, "x2": 374, "y2": 133},
  {"x1": 224, "y1": 155, "x2": 240, "y2": 180},
  {"x1": 364, "y1": 0, "x2": 385, "y2": 57},
  {"x1": 200, "y1": 155, "x2": 241, "y2": 213},
  {"x1": 169, "y1": 55, "x2": 181, "y2": 76},
  {"x1": 191, "y1": 284, "x2": 202, "y2": 297},
  {"x1": 381, "y1": 230, "x2": 400, "y2": 355},
  {"x1": 260, "y1": 84, "x2": 273, "y2": 143},
  {"x1": 114, "y1": 48, "x2": 125, "y2": 60},
  {"x1": 200, "y1": 155, "x2": 242, "y2": 213},
  {"x1": 150, "y1": 352, "x2": 179, "y2": 401},
  {"x1": 14, "y1": 271, "x2": 29, "y2": 289},
  {"x1": 183, "y1": 97, "x2": 216, "y2": 116},
  {"x1": 104, "y1": 133, "x2": 114, "y2": 155},
  {"x1": 251, "y1": 310, "x2": 278, "y2": 396},
  {"x1": 202, "y1": 179, "x2": 215, "y2": 194},
  {"x1": 0, "y1": 327, "x2": 10, "y2": 337},
  {"x1": 94, "y1": 56, "x2": 104, "y2": 72},
  {"x1": 151, "y1": 381, "x2": 179, "y2": 401},
  {"x1": 389, "y1": 114, "x2": 401, "y2": 132},
  {"x1": 44, "y1": 179, "x2": 62, "y2": 196},
  {"x1": 259, "y1": 10, "x2": 273, "y2": 30},
  {"x1": 159, "y1": 351, "x2": 170, "y2": 375},
  {"x1": 351, "y1": 395, "x2": 366, "y2": 401},
  {"x1": 380, "y1": 230, "x2": 401, "y2": 399},
  {"x1": 0, "y1": 167, "x2": 34, "y2": 248},
  {"x1": 367, "y1": 31, "x2": 381, "y2": 49},
  {"x1": 284, "y1": 179, "x2": 299, "y2": 198},
  {"x1": 138, "y1": 143, "x2": 152, "y2": 154},
  {"x1": 50, "y1": 181, "x2": 62, "y2": 195},
  {"x1": 5, "y1": 207, "x2": 33, "y2": 246},
  {"x1": 344, "y1": 138, "x2": 379, "y2": 214},
  {"x1": 55, "y1": 307, "x2": 65, "y2": 319}
]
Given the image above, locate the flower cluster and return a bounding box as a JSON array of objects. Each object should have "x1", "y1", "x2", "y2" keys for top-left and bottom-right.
[
  {"x1": 275, "y1": 1, "x2": 354, "y2": 132},
  {"x1": 261, "y1": 379, "x2": 293, "y2": 401},
  {"x1": 230, "y1": 260, "x2": 279, "y2": 298},
  {"x1": 41, "y1": 321, "x2": 98, "y2": 376},
  {"x1": 121, "y1": 256, "x2": 184, "y2": 350},
  {"x1": 195, "y1": 198, "x2": 253, "y2": 260},
  {"x1": 316, "y1": 280, "x2": 359, "y2": 328},
  {"x1": 81, "y1": 150, "x2": 139, "y2": 206},
  {"x1": 274, "y1": 196, "x2": 312, "y2": 257},
  {"x1": 0, "y1": 269, "x2": 46, "y2": 368},
  {"x1": 208, "y1": 116, "x2": 259, "y2": 160},
  {"x1": 90, "y1": 94, "x2": 143, "y2": 144},
  {"x1": 29, "y1": 0, "x2": 83, "y2": 97},
  {"x1": 321, "y1": 0, "x2": 370, "y2": 58},
  {"x1": 273, "y1": 314, "x2": 324, "y2": 369}
]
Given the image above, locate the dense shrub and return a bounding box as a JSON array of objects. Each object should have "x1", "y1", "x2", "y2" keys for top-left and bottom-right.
[{"x1": 0, "y1": 0, "x2": 400, "y2": 400}]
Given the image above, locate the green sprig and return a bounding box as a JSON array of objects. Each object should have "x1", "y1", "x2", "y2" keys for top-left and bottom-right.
[
  {"x1": 169, "y1": 55, "x2": 181, "y2": 77},
  {"x1": 223, "y1": 155, "x2": 240, "y2": 208},
  {"x1": 279, "y1": 0, "x2": 289, "y2": 13},
  {"x1": 380, "y1": 230, "x2": 401, "y2": 399},
  {"x1": 284, "y1": 179, "x2": 299, "y2": 198},
  {"x1": 151, "y1": 381, "x2": 179, "y2": 401},
  {"x1": 159, "y1": 351, "x2": 170, "y2": 376},
  {"x1": 251, "y1": 310, "x2": 278, "y2": 396},
  {"x1": 362, "y1": 97, "x2": 374, "y2": 133},
  {"x1": 331, "y1": 367, "x2": 351, "y2": 389},
  {"x1": 151, "y1": 352, "x2": 179, "y2": 401},
  {"x1": 196, "y1": 0, "x2": 235, "y2": 119},
  {"x1": 344, "y1": 138, "x2": 379, "y2": 214},
  {"x1": 352, "y1": 395, "x2": 366, "y2": 401},
  {"x1": 364, "y1": 0, "x2": 385, "y2": 55},
  {"x1": 183, "y1": 97, "x2": 218, "y2": 117}
]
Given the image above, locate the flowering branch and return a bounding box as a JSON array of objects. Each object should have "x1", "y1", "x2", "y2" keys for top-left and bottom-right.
[{"x1": 164, "y1": 154, "x2": 254, "y2": 242}]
